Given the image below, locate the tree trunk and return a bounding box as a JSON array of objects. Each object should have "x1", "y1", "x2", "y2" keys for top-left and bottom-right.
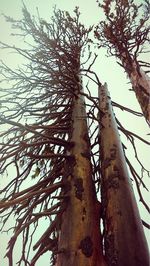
[
  {"x1": 99, "y1": 83, "x2": 149, "y2": 266},
  {"x1": 56, "y1": 82, "x2": 106, "y2": 266},
  {"x1": 121, "y1": 56, "x2": 150, "y2": 124}
]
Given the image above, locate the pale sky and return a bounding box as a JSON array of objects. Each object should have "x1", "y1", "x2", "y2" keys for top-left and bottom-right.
[{"x1": 0, "y1": 0, "x2": 149, "y2": 265}]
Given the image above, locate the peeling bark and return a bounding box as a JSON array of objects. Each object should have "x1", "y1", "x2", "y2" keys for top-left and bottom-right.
[
  {"x1": 99, "y1": 83, "x2": 149, "y2": 266},
  {"x1": 121, "y1": 56, "x2": 150, "y2": 124},
  {"x1": 56, "y1": 81, "x2": 106, "y2": 266}
]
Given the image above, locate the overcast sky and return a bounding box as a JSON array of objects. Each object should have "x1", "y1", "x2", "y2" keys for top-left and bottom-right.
[{"x1": 0, "y1": 0, "x2": 149, "y2": 265}]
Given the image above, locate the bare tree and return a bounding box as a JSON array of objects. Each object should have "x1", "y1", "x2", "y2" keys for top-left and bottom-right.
[
  {"x1": 0, "y1": 5, "x2": 107, "y2": 266},
  {"x1": 0, "y1": 3, "x2": 149, "y2": 266},
  {"x1": 98, "y1": 83, "x2": 149, "y2": 266},
  {"x1": 95, "y1": 0, "x2": 150, "y2": 123}
]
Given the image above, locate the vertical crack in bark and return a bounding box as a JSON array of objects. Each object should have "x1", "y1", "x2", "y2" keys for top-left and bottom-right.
[{"x1": 74, "y1": 178, "x2": 84, "y2": 201}]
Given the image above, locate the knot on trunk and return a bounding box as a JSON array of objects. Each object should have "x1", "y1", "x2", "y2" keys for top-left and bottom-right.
[{"x1": 79, "y1": 236, "x2": 93, "y2": 257}]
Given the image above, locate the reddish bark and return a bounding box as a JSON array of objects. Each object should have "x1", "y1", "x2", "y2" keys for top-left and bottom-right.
[
  {"x1": 121, "y1": 56, "x2": 150, "y2": 124},
  {"x1": 56, "y1": 86, "x2": 106, "y2": 266},
  {"x1": 99, "y1": 83, "x2": 149, "y2": 266}
]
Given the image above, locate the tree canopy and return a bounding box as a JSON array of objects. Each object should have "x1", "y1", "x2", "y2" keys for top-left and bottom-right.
[{"x1": 95, "y1": 0, "x2": 150, "y2": 122}]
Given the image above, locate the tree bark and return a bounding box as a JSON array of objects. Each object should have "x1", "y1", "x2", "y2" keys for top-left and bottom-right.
[
  {"x1": 56, "y1": 81, "x2": 106, "y2": 266},
  {"x1": 99, "y1": 83, "x2": 149, "y2": 266},
  {"x1": 120, "y1": 56, "x2": 150, "y2": 124}
]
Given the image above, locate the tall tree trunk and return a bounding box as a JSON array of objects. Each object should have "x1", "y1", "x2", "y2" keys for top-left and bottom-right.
[
  {"x1": 99, "y1": 83, "x2": 149, "y2": 266},
  {"x1": 56, "y1": 81, "x2": 106, "y2": 266},
  {"x1": 120, "y1": 55, "x2": 150, "y2": 124}
]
